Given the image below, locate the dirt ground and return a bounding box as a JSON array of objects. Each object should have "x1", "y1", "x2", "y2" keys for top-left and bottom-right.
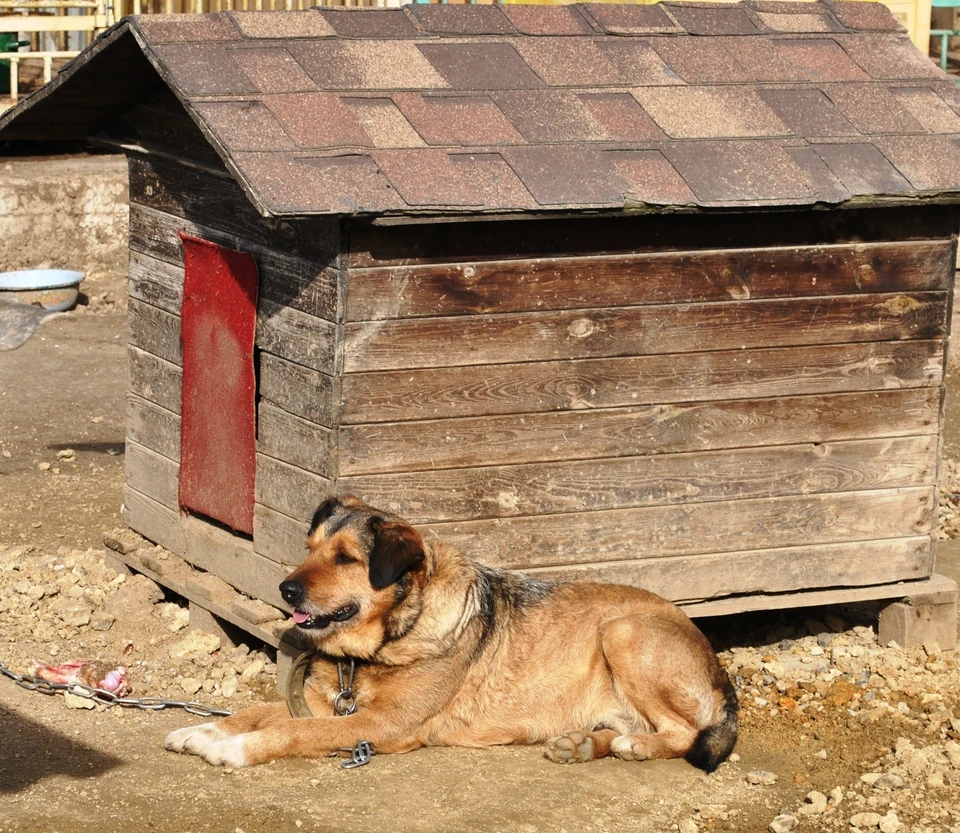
[{"x1": 2, "y1": 275, "x2": 960, "y2": 833}]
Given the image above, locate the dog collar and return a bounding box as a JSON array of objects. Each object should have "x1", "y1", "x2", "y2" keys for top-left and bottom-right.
[{"x1": 284, "y1": 651, "x2": 358, "y2": 719}]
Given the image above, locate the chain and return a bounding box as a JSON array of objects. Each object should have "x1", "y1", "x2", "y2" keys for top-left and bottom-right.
[
  {"x1": 0, "y1": 661, "x2": 233, "y2": 717},
  {"x1": 333, "y1": 659, "x2": 357, "y2": 716}
]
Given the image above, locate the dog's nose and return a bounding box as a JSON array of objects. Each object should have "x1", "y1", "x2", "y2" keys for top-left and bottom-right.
[{"x1": 280, "y1": 580, "x2": 304, "y2": 606}]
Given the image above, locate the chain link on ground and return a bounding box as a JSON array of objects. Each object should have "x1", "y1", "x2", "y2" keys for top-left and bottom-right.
[{"x1": 0, "y1": 660, "x2": 233, "y2": 717}]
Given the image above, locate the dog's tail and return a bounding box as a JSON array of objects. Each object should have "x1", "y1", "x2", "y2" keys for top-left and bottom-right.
[{"x1": 685, "y1": 675, "x2": 739, "y2": 773}]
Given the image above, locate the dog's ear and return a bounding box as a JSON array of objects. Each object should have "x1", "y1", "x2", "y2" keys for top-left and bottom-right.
[
  {"x1": 308, "y1": 498, "x2": 343, "y2": 538},
  {"x1": 367, "y1": 517, "x2": 425, "y2": 591}
]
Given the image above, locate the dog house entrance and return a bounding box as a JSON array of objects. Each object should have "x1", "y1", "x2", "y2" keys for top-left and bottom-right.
[{"x1": 177, "y1": 232, "x2": 259, "y2": 535}]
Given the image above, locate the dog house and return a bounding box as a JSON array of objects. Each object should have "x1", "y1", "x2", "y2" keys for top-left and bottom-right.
[{"x1": 2, "y1": 1, "x2": 959, "y2": 652}]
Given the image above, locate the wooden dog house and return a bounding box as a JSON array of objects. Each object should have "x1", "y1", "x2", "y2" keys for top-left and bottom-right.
[{"x1": 2, "y1": 1, "x2": 959, "y2": 650}]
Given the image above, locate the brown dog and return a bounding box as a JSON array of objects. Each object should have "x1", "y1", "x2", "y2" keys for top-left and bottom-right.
[{"x1": 165, "y1": 496, "x2": 738, "y2": 770}]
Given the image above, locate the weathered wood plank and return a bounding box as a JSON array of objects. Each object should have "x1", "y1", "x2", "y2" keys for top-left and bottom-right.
[
  {"x1": 254, "y1": 504, "x2": 310, "y2": 567},
  {"x1": 122, "y1": 485, "x2": 185, "y2": 557},
  {"x1": 424, "y1": 488, "x2": 934, "y2": 570},
  {"x1": 259, "y1": 353, "x2": 336, "y2": 428},
  {"x1": 257, "y1": 402, "x2": 335, "y2": 478},
  {"x1": 341, "y1": 339, "x2": 944, "y2": 424},
  {"x1": 346, "y1": 241, "x2": 954, "y2": 321},
  {"x1": 128, "y1": 346, "x2": 182, "y2": 414},
  {"x1": 128, "y1": 155, "x2": 341, "y2": 263},
  {"x1": 125, "y1": 441, "x2": 179, "y2": 511},
  {"x1": 126, "y1": 394, "x2": 180, "y2": 463},
  {"x1": 128, "y1": 299, "x2": 181, "y2": 367},
  {"x1": 339, "y1": 388, "x2": 939, "y2": 475},
  {"x1": 129, "y1": 250, "x2": 184, "y2": 315},
  {"x1": 255, "y1": 454, "x2": 332, "y2": 524},
  {"x1": 342, "y1": 438, "x2": 936, "y2": 524},
  {"x1": 344, "y1": 293, "x2": 946, "y2": 372},
  {"x1": 257, "y1": 298, "x2": 337, "y2": 374},
  {"x1": 526, "y1": 537, "x2": 933, "y2": 605},
  {"x1": 129, "y1": 205, "x2": 342, "y2": 322}
]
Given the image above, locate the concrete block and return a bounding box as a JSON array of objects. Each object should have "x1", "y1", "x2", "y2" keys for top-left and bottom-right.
[{"x1": 878, "y1": 575, "x2": 958, "y2": 650}]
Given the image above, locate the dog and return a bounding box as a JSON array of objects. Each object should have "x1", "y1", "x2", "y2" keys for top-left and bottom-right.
[{"x1": 165, "y1": 496, "x2": 738, "y2": 770}]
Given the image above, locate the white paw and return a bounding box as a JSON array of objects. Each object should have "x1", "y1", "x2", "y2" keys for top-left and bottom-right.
[
  {"x1": 164, "y1": 722, "x2": 227, "y2": 755},
  {"x1": 198, "y1": 734, "x2": 251, "y2": 768},
  {"x1": 611, "y1": 735, "x2": 648, "y2": 762}
]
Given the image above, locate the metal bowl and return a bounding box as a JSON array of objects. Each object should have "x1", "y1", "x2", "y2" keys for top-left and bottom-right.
[{"x1": 0, "y1": 269, "x2": 85, "y2": 312}]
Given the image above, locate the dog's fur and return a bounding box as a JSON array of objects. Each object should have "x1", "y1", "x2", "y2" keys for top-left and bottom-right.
[{"x1": 165, "y1": 496, "x2": 738, "y2": 770}]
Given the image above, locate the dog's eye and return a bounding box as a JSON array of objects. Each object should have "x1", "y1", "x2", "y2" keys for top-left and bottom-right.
[{"x1": 334, "y1": 552, "x2": 357, "y2": 566}]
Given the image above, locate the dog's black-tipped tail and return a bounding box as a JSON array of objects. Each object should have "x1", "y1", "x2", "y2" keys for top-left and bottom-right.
[{"x1": 685, "y1": 676, "x2": 739, "y2": 773}]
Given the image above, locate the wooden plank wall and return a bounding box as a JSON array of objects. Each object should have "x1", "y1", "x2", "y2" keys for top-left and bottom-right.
[
  {"x1": 111, "y1": 94, "x2": 343, "y2": 604},
  {"x1": 321, "y1": 230, "x2": 953, "y2": 606}
]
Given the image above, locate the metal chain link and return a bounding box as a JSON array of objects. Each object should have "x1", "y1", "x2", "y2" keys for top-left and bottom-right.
[{"x1": 0, "y1": 660, "x2": 233, "y2": 717}]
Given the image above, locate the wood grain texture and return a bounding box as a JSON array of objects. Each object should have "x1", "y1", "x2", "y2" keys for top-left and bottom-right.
[
  {"x1": 257, "y1": 298, "x2": 337, "y2": 374},
  {"x1": 423, "y1": 488, "x2": 934, "y2": 570},
  {"x1": 341, "y1": 340, "x2": 944, "y2": 424},
  {"x1": 126, "y1": 394, "x2": 180, "y2": 463},
  {"x1": 525, "y1": 537, "x2": 933, "y2": 604},
  {"x1": 257, "y1": 402, "x2": 335, "y2": 478},
  {"x1": 255, "y1": 454, "x2": 332, "y2": 524},
  {"x1": 344, "y1": 292, "x2": 946, "y2": 372},
  {"x1": 346, "y1": 241, "x2": 953, "y2": 321},
  {"x1": 127, "y1": 346, "x2": 182, "y2": 414},
  {"x1": 339, "y1": 388, "x2": 939, "y2": 475},
  {"x1": 259, "y1": 353, "x2": 336, "y2": 427},
  {"x1": 124, "y1": 440, "x2": 179, "y2": 511},
  {"x1": 121, "y1": 485, "x2": 185, "y2": 557},
  {"x1": 342, "y1": 437, "x2": 936, "y2": 523},
  {"x1": 129, "y1": 250, "x2": 184, "y2": 315},
  {"x1": 128, "y1": 299, "x2": 181, "y2": 367},
  {"x1": 254, "y1": 504, "x2": 310, "y2": 567}
]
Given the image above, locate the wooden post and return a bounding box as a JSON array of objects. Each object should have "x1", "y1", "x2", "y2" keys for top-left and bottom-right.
[{"x1": 878, "y1": 574, "x2": 958, "y2": 650}]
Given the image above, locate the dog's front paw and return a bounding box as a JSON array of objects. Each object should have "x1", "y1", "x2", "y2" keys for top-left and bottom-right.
[
  {"x1": 199, "y1": 734, "x2": 253, "y2": 768},
  {"x1": 164, "y1": 722, "x2": 227, "y2": 755},
  {"x1": 545, "y1": 731, "x2": 596, "y2": 764},
  {"x1": 611, "y1": 735, "x2": 649, "y2": 762}
]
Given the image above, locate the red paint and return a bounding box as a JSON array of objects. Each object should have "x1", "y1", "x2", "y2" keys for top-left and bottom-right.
[{"x1": 178, "y1": 232, "x2": 258, "y2": 535}]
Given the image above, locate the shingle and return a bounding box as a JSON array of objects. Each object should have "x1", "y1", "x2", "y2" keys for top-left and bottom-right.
[
  {"x1": 152, "y1": 44, "x2": 252, "y2": 95},
  {"x1": 228, "y1": 10, "x2": 334, "y2": 40},
  {"x1": 812, "y1": 142, "x2": 913, "y2": 195},
  {"x1": 341, "y1": 98, "x2": 425, "y2": 149},
  {"x1": 136, "y1": 13, "x2": 240, "y2": 44},
  {"x1": 234, "y1": 152, "x2": 405, "y2": 214},
  {"x1": 875, "y1": 135, "x2": 960, "y2": 191},
  {"x1": 289, "y1": 41, "x2": 448, "y2": 91},
  {"x1": 664, "y1": 3, "x2": 762, "y2": 35},
  {"x1": 501, "y1": 4, "x2": 596, "y2": 36},
  {"x1": 824, "y1": 84, "x2": 926, "y2": 133},
  {"x1": 753, "y1": 10, "x2": 840, "y2": 33},
  {"x1": 838, "y1": 35, "x2": 945, "y2": 80},
  {"x1": 582, "y1": 3, "x2": 683, "y2": 34},
  {"x1": 407, "y1": 4, "x2": 516, "y2": 36},
  {"x1": 514, "y1": 38, "x2": 624, "y2": 87},
  {"x1": 579, "y1": 93, "x2": 665, "y2": 141},
  {"x1": 598, "y1": 39, "x2": 686, "y2": 86},
  {"x1": 649, "y1": 38, "x2": 750, "y2": 84},
  {"x1": 825, "y1": 0, "x2": 904, "y2": 32},
  {"x1": 393, "y1": 93, "x2": 525, "y2": 147},
  {"x1": 662, "y1": 140, "x2": 816, "y2": 203},
  {"x1": 747, "y1": 0, "x2": 833, "y2": 13},
  {"x1": 232, "y1": 47, "x2": 319, "y2": 95},
  {"x1": 265, "y1": 93, "x2": 371, "y2": 149},
  {"x1": 193, "y1": 100, "x2": 295, "y2": 152},
  {"x1": 784, "y1": 146, "x2": 850, "y2": 204},
  {"x1": 374, "y1": 149, "x2": 536, "y2": 209},
  {"x1": 757, "y1": 89, "x2": 858, "y2": 137},
  {"x1": 890, "y1": 88, "x2": 960, "y2": 133},
  {"x1": 493, "y1": 90, "x2": 608, "y2": 143},
  {"x1": 315, "y1": 8, "x2": 421, "y2": 39},
  {"x1": 416, "y1": 43, "x2": 544, "y2": 91},
  {"x1": 608, "y1": 149, "x2": 696, "y2": 205},
  {"x1": 502, "y1": 146, "x2": 626, "y2": 206},
  {"x1": 633, "y1": 87, "x2": 789, "y2": 139},
  {"x1": 764, "y1": 38, "x2": 870, "y2": 82}
]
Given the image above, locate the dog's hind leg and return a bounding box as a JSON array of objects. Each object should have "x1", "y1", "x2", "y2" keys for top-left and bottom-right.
[{"x1": 598, "y1": 612, "x2": 722, "y2": 765}]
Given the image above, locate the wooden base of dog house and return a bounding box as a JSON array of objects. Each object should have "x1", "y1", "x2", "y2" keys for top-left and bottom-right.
[{"x1": 104, "y1": 528, "x2": 959, "y2": 697}]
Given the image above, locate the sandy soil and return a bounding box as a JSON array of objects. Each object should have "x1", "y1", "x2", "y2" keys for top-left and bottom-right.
[{"x1": 1, "y1": 278, "x2": 960, "y2": 833}]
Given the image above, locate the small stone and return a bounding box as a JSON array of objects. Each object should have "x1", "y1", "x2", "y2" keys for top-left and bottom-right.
[
  {"x1": 746, "y1": 770, "x2": 778, "y2": 786},
  {"x1": 861, "y1": 773, "x2": 882, "y2": 786},
  {"x1": 179, "y1": 677, "x2": 202, "y2": 695},
  {"x1": 850, "y1": 812, "x2": 882, "y2": 828},
  {"x1": 679, "y1": 820, "x2": 699, "y2": 833},
  {"x1": 49, "y1": 598, "x2": 92, "y2": 628},
  {"x1": 63, "y1": 692, "x2": 96, "y2": 710},
  {"x1": 241, "y1": 658, "x2": 264, "y2": 682},
  {"x1": 90, "y1": 612, "x2": 116, "y2": 632},
  {"x1": 169, "y1": 630, "x2": 221, "y2": 661},
  {"x1": 38, "y1": 462, "x2": 50, "y2": 471},
  {"x1": 768, "y1": 814, "x2": 798, "y2": 833},
  {"x1": 698, "y1": 805, "x2": 726, "y2": 821},
  {"x1": 166, "y1": 607, "x2": 190, "y2": 633},
  {"x1": 830, "y1": 787, "x2": 843, "y2": 805},
  {"x1": 221, "y1": 677, "x2": 239, "y2": 699},
  {"x1": 797, "y1": 791, "x2": 828, "y2": 816},
  {"x1": 878, "y1": 811, "x2": 903, "y2": 833},
  {"x1": 872, "y1": 773, "x2": 906, "y2": 791},
  {"x1": 815, "y1": 749, "x2": 828, "y2": 759},
  {"x1": 57, "y1": 449, "x2": 75, "y2": 461},
  {"x1": 727, "y1": 753, "x2": 740, "y2": 764},
  {"x1": 945, "y1": 741, "x2": 960, "y2": 769}
]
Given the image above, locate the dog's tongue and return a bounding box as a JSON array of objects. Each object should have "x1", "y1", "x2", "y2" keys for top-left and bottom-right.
[{"x1": 292, "y1": 610, "x2": 311, "y2": 625}]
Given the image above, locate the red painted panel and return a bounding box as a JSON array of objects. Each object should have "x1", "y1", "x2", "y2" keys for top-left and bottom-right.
[{"x1": 178, "y1": 232, "x2": 258, "y2": 535}]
